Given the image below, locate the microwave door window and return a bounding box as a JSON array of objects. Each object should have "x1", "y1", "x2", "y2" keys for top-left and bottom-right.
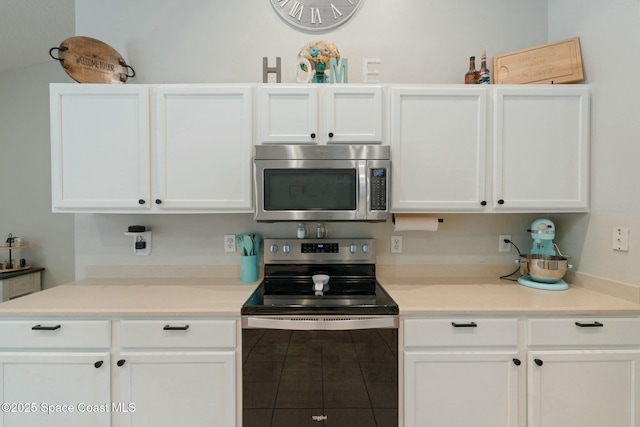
[{"x1": 264, "y1": 169, "x2": 357, "y2": 211}]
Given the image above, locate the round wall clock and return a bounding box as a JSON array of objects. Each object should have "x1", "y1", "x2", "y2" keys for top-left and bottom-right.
[{"x1": 269, "y1": 0, "x2": 363, "y2": 32}]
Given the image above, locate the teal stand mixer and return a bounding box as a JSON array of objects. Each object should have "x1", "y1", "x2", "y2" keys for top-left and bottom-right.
[{"x1": 517, "y1": 219, "x2": 571, "y2": 291}]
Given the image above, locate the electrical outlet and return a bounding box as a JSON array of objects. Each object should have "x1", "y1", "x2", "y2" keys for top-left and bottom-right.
[
  {"x1": 499, "y1": 234, "x2": 511, "y2": 253},
  {"x1": 391, "y1": 235, "x2": 403, "y2": 253},
  {"x1": 224, "y1": 234, "x2": 236, "y2": 253}
]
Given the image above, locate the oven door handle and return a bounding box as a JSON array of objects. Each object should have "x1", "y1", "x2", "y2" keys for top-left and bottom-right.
[{"x1": 243, "y1": 316, "x2": 398, "y2": 331}]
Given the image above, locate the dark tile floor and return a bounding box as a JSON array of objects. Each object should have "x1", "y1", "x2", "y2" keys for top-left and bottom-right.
[{"x1": 243, "y1": 328, "x2": 398, "y2": 427}]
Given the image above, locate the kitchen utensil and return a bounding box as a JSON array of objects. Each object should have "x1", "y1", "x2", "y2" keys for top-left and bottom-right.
[
  {"x1": 243, "y1": 235, "x2": 253, "y2": 256},
  {"x1": 252, "y1": 234, "x2": 261, "y2": 256},
  {"x1": 518, "y1": 254, "x2": 572, "y2": 283},
  {"x1": 517, "y1": 219, "x2": 570, "y2": 291},
  {"x1": 493, "y1": 37, "x2": 583, "y2": 84},
  {"x1": 49, "y1": 36, "x2": 135, "y2": 83}
]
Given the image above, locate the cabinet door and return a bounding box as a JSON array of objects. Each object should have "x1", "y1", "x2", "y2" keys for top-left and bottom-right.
[
  {"x1": 0, "y1": 352, "x2": 110, "y2": 427},
  {"x1": 1, "y1": 273, "x2": 38, "y2": 302},
  {"x1": 258, "y1": 86, "x2": 319, "y2": 144},
  {"x1": 492, "y1": 86, "x2": 589, "y2": 212},
  {"x1": 528, "y1": 350, "x2": 640, "y2": 427},
  {"x1": 154, "y1": 86, "x2": 253, "y2": 211},
  {"x1": 114, "y1": 351, "x2": 236, "y2": 427},
  {"x1": 391, "y1": 87, "x2": 488, "y2": 211},
  {"x1": 404, "y1": 351, "x2": 520, "y2": 427},
  {"x1": 323, "y1": 85, "x2": 383, "y2": 144},
  {"x1": 50, "y1": 84, "x2": 150, "y2": 211}
]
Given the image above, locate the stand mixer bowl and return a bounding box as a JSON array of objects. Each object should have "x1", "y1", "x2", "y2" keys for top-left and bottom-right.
[{"x1": 519, "y1": 254, "x2": 571, "y2": 283}]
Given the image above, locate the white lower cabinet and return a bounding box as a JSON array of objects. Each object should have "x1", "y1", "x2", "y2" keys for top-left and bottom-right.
[
  {"x1": 528, "y1": 350, "x2": 640, "y2": 427},
  {"x1": 405, "y1": 350, "x2": 520, "y2": 427},
  {"x1": 112, "y1": 319, "x2": 237, "y2": 427},
  {"x1": 403, "y1": 318, "x2": 520, "y2": 427},
  {"x1": 113, "y1": 351, "x2": 235, "y2": 427},
  {"x1": 0, "y1": 320, "x2": 112, "y2": 427},
  {"x1": 0, "y1": 318, "x2": 237, "y2": 427},
  {"x1": 527, "y1": 317, "x2": 640, "y2": 427}
]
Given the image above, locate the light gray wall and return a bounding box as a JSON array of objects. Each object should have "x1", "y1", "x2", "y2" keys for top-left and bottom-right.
[
  {"x1": 548, "y1": 0, "x2": 640, "y2": 284},
  {"x1": 67, "y1": 0, "x2": 639, "y2": 286},
  {"x1": 0, "y1": 61, "x2": 76, "y2": 288}
]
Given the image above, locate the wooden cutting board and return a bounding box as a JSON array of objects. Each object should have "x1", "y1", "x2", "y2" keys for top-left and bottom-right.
[
  {"x1": 493, "y1": 37, "x2": 584, "y2": 84},
  {"x1": 49, "y1": 36, "x2": 135, "y2": 84}
]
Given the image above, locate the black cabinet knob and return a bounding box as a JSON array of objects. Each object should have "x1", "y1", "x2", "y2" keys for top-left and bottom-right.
[
  {"x1": 328, "y1": 132, "x2": 334, "y2": 138},
  {"x1": 480, "y1": 201, "x2": 487, "y2": 206},
  {"x1": 512, "y1": 358, "x2": 521, "y2": 366},
  {"x1": 498, "y1": 199, "x2": 505, "y2": 205},
  {"x1": 117, "y1": 359, "x2": 126, "y2": 367},
  {"x1": 94, "y1": 361, "x2": 104, "y2": 368},
  {"x1": 138, "y1": 199, "x2": 145, "y2": 205},
  {"x1": 534, "y1": 359, "x2": 543, "y2": 366},
  {"x1": 310, "y1": 133, "x2": 316, "y2": 139},
  {"x1": 155, "y1": 199, "x2": 162, "y2": 205}
]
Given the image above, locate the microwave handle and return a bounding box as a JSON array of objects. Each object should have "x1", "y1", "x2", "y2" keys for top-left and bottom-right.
[{"x1": 359, "y1": 160, "x2": 368, "y2": 217}]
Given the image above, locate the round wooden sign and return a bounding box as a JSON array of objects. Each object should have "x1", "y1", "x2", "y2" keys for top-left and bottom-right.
[{"x1": 49, "y1": 36, "x2": 135, "y2": 84}]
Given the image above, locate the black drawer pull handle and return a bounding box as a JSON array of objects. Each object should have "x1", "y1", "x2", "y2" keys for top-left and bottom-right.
[
  {"x1": 117, "y1": 359, "x2": 126, "y2": 367},
  {"x1": 451, "y1": 322, "x2": 477, "y2": 328},
  {"x1": 94, "y1": 361, "x2": 104, "y2": 369},
  {"x1": 512, "y1": 358, "x2": 521, "y2": 366},
  {"x1": 575, "y1": 321, "x2": 604, "y2": 328},
  {"x1": 163, "y1": 324, "x2": 190, "y2": 331},
  {"x1": 32, "y1": 324, "x2": 61, "y2": 331},
  {"x1": 534, "y1": 358, "x2": 543, "y2": 366}
]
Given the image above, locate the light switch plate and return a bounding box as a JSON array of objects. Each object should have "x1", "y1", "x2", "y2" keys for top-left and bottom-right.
[{"x1": 613, "y1": 227, "x2": 629, "y2": 251}]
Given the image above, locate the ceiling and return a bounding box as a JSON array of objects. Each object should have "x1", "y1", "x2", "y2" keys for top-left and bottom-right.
[{"x1": 0, "y1": 0, "x2": 75, "y2": 74}]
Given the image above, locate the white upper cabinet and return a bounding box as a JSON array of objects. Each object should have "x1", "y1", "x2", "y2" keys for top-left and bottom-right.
[
  {"x1": 50, "y1": 84, "x2": 150, "y2": 211},
  {"x1": 322, "y1": 85, "x2": 383, "y2": 143},
  {"x1": 154, "y1": 85, "x2": 253, "y2": 211},
  {"x1": 257, "y1": 85, "x2": 383, "y2": 144},
  {"x1": 50, "y1": 84, "x2": 253, "y2": 213},
  {"x1": 492, "y1": 86, "x2": 590, "y2": 212},
  {"x1": 390, "y1": 85, "x2": 590, "y2": 213},
  {"x1": 258, "y1": 86, "x2": 318, "y2": 144},
  {"x1": 391, "y1": 87, "x2": 488, "y2": 212}
]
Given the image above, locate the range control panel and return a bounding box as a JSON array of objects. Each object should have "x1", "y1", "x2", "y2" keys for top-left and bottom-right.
[{"x1": 264, "y1": 238, "x2": 376, "y2": 264}]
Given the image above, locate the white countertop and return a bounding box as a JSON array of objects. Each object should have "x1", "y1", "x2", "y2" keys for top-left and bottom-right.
[{"x1": 0, "y1": 275, "x2": 639, "y2": 317}]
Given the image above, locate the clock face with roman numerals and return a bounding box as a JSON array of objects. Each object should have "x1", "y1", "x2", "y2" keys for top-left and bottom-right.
[{"x1": 269, "y1": 0, "x2": 362, "y2": 31}]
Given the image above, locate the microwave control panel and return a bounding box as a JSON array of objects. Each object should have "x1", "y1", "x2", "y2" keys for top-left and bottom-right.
[{"x1": 370, "y1": 169, "x2": 387, "y2": 211}]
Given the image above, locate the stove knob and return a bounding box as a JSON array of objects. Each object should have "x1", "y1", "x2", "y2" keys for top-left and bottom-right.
[
  {"x1": 283, "y1": 244, "x2": 291, "y2": 253},
  {"x1": 349, "y1": 244, "x2": 357, "y2": 254},
  {"x1": 269, "y1": 244, "x2": 278, "y2": 253},
  {"x1": 362, "y1": 244, "x2": 370, "y2": 253}
]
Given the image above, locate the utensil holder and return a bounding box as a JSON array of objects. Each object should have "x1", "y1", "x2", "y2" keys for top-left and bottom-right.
[{"x1": 241, "y1": 255, "x2": 258, "y2": 283}]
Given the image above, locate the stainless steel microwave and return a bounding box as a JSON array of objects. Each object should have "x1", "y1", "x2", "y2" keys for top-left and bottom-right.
[{"x1": 254, "y1": 145, "x2": 390, "y2": 222}]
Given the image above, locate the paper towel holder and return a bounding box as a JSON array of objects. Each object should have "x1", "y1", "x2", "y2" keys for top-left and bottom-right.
[{"x1": 392, "y1": 214, "x2": 443, "y2": 225}]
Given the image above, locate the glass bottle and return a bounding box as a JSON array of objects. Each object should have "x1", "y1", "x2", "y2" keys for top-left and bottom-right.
[
  {"x1": 315, "y1": 223, "x2": 327, "y2": 239},
  {"x1": 479, "y1": 51, "x2": 490, "y2": 84},
  {"x1": 464, "y1": 56, "x2": 479, "y2": 84},
  {"x1": 296, "y1": 223, "x2": 307, "y2": 239}
]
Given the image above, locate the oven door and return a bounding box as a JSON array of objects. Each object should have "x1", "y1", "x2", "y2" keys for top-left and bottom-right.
[
  {"x1": 254, "y1": 159, "x2": 366, "y2": 222},
  {"x1": 242, "y1": 315, "x2": 398, "y2": 427}
]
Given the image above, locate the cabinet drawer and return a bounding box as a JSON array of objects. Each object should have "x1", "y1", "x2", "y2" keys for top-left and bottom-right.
[
  {"x1": 404, "y1": 318, "x2": 518, "y2": 347},
  {"x1": 118, "y1": 319, "x2": 236, "y2": 349},
  {"x1": 0, "y1": 320, "x2": 111, "y2": 348},
  {"x1": 528, "y1": 318, "x2": 640, "y2": 346}
]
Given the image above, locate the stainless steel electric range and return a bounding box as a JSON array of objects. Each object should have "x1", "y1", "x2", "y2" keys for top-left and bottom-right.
[{"x1": 241, "y1": 238, "x2": 398, "y2": 427}]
